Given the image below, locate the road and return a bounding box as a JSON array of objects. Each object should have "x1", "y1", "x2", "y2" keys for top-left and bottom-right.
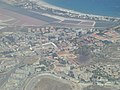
[
  {"x1": 0, "y1": 57, "x2": 27, "y2": 89},
  {"x1": 24, "y1": 73, "x2": 64, "y2": 90}
]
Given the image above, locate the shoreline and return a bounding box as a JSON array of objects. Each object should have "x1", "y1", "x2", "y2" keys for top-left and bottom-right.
[{"x1": 30, "y1": 0, "x2": 120, "y2": 19}]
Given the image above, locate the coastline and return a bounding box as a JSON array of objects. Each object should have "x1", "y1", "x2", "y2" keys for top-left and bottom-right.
[{"x1": 30, "y1": 0, "x2": 120, "y2": 19}]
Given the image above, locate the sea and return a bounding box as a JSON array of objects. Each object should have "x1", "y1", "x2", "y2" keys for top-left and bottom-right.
[{"x1": 44, "y1": 0, "x2": 120, "y2": 17}]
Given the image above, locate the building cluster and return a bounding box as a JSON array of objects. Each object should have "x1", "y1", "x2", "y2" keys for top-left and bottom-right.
[
  {"x1": 0, "y1": 25, "x2": 120, "y2": 89},
  {"x1": 0, "y1": 59, "x2": 18, "y2": 73}
]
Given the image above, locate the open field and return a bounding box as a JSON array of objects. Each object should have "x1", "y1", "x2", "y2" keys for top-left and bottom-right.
[
  {"x1": 61, "y1": 20, "x2": 95, "y2": 26},
  {"x1": 24, "y1": 74, "x2": 73, "y2": 90},
  {"x1": 0, "y1": 14, "x2": 13, "y2": 21},
  {"x1": 0, "y1": 8, "x2": 48, "y2": 26},
  {"x1": 34, "y1": 77, "x2": 73, "y2": 90},
  {"x1": 42, "y1": 13, "x2": 95, "y2": 28}
]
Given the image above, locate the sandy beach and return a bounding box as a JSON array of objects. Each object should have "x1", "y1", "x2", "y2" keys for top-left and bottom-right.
[{"x1": 30, "y1": 0, "x2": 120, "y2": 19}]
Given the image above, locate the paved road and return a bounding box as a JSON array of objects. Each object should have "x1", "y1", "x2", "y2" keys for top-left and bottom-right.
[{"x1": 0, "y1": 57, "x2": 27, "y2": 89}]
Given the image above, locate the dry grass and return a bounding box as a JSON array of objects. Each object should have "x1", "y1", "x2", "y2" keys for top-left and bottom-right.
[{"x1": 33, "y1": 77, "x2": 73, "y2": 90}]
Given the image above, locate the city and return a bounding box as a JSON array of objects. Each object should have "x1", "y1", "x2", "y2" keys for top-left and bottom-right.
[{"x1": 0, "y1": 0, "x2": 120, "y2": 90}]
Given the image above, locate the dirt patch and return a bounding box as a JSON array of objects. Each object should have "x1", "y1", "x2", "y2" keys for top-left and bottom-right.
[
  {"x1": 0, "y1": 8, "x2": 48, "y2": 26},
  {"x1": 33, "y1": 77, "x2": 73, "y2": 90}
]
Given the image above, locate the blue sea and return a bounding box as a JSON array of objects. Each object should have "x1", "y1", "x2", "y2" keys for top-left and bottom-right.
[{"x1": 44, "y1": 0, "x2": 120, "y2": 17}]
